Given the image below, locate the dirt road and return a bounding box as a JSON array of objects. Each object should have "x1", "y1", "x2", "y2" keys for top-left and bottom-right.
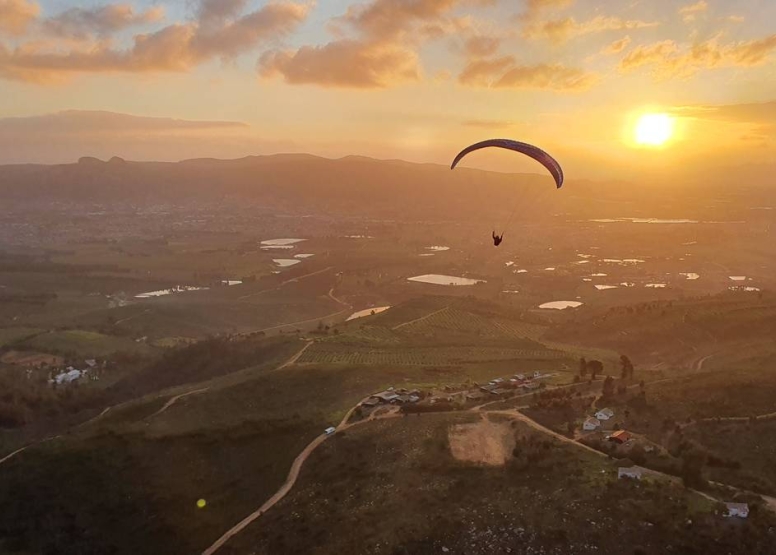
[
  {"x1": 243, "y1": 308, "x2": 349, "y2": 336},
  {"x1": 273, "y1": 341, "x2": 313, "y2": 371},
  {"x1": 693, "y1": 352, "x2": 718, "y2": 371},
  {"x1": 201, "y1": 394, "x2": 386, "y2": 555},
  {"x1": 148, "y1": 387, "x2": 210, "y2": 419},
  {"x1": 201, "y1": 432, "x2": 330, "y2": 555},
  {"x1": 392, "y1": 306, "x2": 449, "y2": 331},
  {"x1": 237, "y1": 267, "x2": 334, "y2": 301}
]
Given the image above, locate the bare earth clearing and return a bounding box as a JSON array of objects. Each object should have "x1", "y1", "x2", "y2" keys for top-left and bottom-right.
[{"x1": 448, "y1": 415, "x2": 515, "y2": 466}]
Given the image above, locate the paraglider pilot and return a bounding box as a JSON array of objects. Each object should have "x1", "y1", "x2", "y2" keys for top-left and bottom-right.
[{"x1": 492, "y1": 231, "x2": 503, "y2": 247}]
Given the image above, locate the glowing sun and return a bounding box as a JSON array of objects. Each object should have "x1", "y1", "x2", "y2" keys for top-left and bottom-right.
[{"x1": 635, "y1": 113, "x2": 674, "y2": 146}]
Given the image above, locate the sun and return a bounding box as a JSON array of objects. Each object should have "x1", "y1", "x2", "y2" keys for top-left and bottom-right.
[{"x1": 634, "y1": 113, "x2": 674, "y2": 146}]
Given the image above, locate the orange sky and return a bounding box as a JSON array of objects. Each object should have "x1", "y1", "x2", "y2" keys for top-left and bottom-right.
[{"x1": 0, "y1": 0, "x2": 774, "y2": 179}]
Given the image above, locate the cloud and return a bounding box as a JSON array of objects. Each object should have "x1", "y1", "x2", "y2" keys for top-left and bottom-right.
[
  {"x1": 464, "y1": 35, "x2": 500, "y2": 57},
  {"x1": 197, "y1": 0, "x2": 247, "y2": 28},
  {"x1": 726, "y1": 15, "x2": 745, "y2": 23},
  {"x1": 620, "y1": 35, "x2": 776, "y2": 78},
  {"x1": 0, "y1": 109, "x2": 247, "y2": 133},
  {"x1": 190, "y1": 2, "x2": 310, "y2": 60},
  {"x1": 669, "y1": 101, "x2": 776, "y2": 124},
  {"x1": 261, "y1": 0, "x2": 477, "y2": 89},
  {"x1": 0, "y1": 0, "x2": 39, "y2": 36},
  {"x1": 0, "y1": 110, "x2": 295, "y2": 164},
  {"x1": 459, "y1": 55, "x2": 597, "y2": 91},
  {"x1": 602, "y1": 35, "x2": 631, "y2": 55},
  {"x1": 524, "y1": 15, "x2": 658, "y2": 43},
  {"x1": 341, "y1": 0, "x2": 457, "y2": 41},
  {"x1": 0, "y1": 1, "x2": 311, "y2": 83},
  {"x1": 619, "y1": 40, "x2": 678, "y2": 70},
  {"x1": 259, "y1": 39, "x2": 419, "y2": 88},
  {"x1": 678, "y1": 1, "x2": 707, "y2": 23},
  {"x1": 518, "y1": 0, "x2": 574, "y2": 23},
  {"x1": 458, "y1": 55, "x2": 514, "y2": 86},
  {"x1": 496, "y1": 63, "x2": 598, "y2": 90},
  {"x1": 41, "y1": 4, "x2": 164, "y2": 39}
]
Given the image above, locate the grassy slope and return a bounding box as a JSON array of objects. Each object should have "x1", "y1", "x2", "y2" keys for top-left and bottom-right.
[
  {"x1": 547, "y1": 292, "x2": 776, "y2": 367},
  {"x1": 0, "y1": 358, "x2": 406, "y2": 554},
  {"x1": 226, "y1": 413, "x2": 775, "y2": 555},
  {"x1": 19, "y1": 329, "x2": 154, "y2": 358}
]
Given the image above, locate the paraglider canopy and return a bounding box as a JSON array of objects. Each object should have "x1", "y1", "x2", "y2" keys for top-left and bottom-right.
[{"x1": 450, "y1": 139, "x2": 564, "y2": 189}]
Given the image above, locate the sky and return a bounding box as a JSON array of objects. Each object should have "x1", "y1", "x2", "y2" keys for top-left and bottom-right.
[{"x1": 0, "y1": 0, "x2": 774, "y2": 179}]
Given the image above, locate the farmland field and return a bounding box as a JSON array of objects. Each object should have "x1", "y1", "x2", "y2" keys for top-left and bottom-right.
[
  {"x1": 299, "y1": 343, "x2": 564, "y2": 366},
  {"x1": 19, "y1": 329, "x2": 155, "y2": 358}
]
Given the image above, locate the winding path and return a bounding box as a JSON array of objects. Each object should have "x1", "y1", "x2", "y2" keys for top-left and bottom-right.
[
  {"x1": 693, "y1": 352, "x2": 718, "y2": 371},
  {"x1": 202, "y1": 394, "x2": 387, "y2": 555},
  {"x1": 148, "y1": 387, "x2": 210, "y2": 419}
]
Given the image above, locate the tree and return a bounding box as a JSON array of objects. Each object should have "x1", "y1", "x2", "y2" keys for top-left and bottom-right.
[
  {"x1": 587, "y1": 360, "x2": 603, "y2": 380},
  {"x1": 579, "y1": 357, "x2": 588, "y2": 377},
  {"x1": 602, "y1": 375, "x2": 615, "y2": 397},
  {"x1": 620, "y1": 355, "x2": 634, "y2": 379},
  {"x1": 681, "y1": 449, "x2": 706, "y2": 488}
]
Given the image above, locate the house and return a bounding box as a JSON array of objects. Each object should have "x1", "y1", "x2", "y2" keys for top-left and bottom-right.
[
  {"x1": 324, "y1": 427, "x2": 336, "y2": 435},
  {"x1": 373, "y1": 391, "x2": 400, "y2": 403},
  {"x1": 618, "y1": 467, "x2": 643, "y2": 480},
  {"x1": 394, "y1": 394, "x2": 412, "y2": 404},
  {"x1": 533, "y1": 371, "x2": 542, "y2": 379},
  {"x1": 480, "y1": 384, "x2": 498, "y2": 393},
  {"x1": 725, "y1": 503, "x2": 749, "y2": 519},
  {"x1": 522, "y1": 381, "x2": 541, "y2": 390},
  {"x1": 609, "y1": 430, "x2": 632, "y2": 444},
  {"x1": 50, "y1": 368, "x2": 86, "y2": 386},
  {"x1": 583, "y1": 417, "x2": 601, "y2": 431},
  {"x1": 466, "y1": 391, "x2": 486, "y2": 401},
  {"x1": 493, "y1": 378, "x2": 504, "y2": 384},
  {"x1": 85, "y1": 359, "x2": 97, "y2": 368},
  {"x1": 492, "y1": 388, "x2": 510, "y2": 396},
  {"x1": 596, "y1": 408, "x2": 615, "y2": 420},
  {"x1": 408, "y1": 395, "x2": 420, "y2": 403},
  {"x1": 514, "y1": 374, "x2": 526, "y2": 380},
  {"x1": 361, "y1": 398, "x2": 380, "y2": 408}
]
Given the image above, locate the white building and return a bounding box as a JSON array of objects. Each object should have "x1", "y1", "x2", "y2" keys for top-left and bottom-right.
[
  {"x1": 583, "y1": 417, "x2": 601, "y2": 431},
  {"x1": 324, "y1": 427, "x2": 336, "y2": 435},
  {"x1": 596, "y1": 407, "x2": 615, "y2": 421},
  {"x1": 50, "y1": 367, "x2": 86, "y2": 386},
  {"x1": 618, "y1": 467, "x2": 643, "y2": 480},
  {"x1": 725, "y1": 503, "x2": 749, "y2": 518}
]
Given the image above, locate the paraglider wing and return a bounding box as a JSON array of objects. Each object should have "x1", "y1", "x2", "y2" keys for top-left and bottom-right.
[{"x1": 450, "y1": 139, "x2": 564, "y2": 189}]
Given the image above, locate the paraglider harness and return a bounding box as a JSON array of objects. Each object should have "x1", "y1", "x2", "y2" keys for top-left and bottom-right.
[{"x1": 492, "y1": 231, "x2": 503, "y2": 247}]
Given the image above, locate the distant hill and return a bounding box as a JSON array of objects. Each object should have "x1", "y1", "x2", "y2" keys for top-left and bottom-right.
[{"x1": 2, "y1": 153, "x2": 769, "y2": 222}]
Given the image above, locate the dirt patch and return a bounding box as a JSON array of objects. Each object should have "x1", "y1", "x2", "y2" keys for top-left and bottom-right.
[
  {"x1": 1, "y1": 350, "x2": 63, "y2": 367},
  {"x1": 448, "y1": 416, "x2": 516, "y2": 466}
]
